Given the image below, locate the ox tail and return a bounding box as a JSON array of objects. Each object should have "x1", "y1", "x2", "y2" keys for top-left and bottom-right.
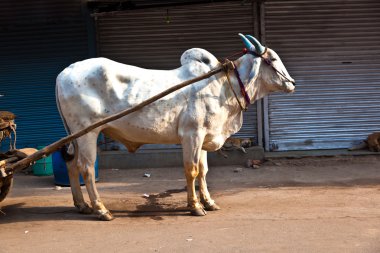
[{"x1": 55, "y1": 80, "x2": 75, "y2": 162}]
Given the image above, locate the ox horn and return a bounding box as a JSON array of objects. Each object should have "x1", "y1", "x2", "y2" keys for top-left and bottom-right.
[
  {"x1": 246, "y1": 35, "x2": 266, "y2": 55},
  {"x1": 238, "y1": 33, "x2": 255, "y2": 51}
]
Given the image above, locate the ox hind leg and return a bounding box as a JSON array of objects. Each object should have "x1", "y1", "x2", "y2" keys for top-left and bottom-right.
[
  {"x1": 198, "y1": 150, "x2": 221, "y2": 211},
  {"x1": 66, "y1": 156, "x2": 92, "y2": 215},
  {"x1": 71, "y1": 132, "x2": 113, "y2": 221},
  {"x1": 181, "y1": 132, "x2": 207, "y2": 216}
]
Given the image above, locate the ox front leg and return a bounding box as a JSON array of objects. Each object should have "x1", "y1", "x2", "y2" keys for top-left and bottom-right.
[
  {"x1": 182, "y1": 134, "x2": 207, "y2": 216},
  {"x1": 198, "y1": 150, "x2": 221, "y2": 211}
]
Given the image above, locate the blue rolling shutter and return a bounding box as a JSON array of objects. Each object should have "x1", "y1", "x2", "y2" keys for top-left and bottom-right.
[{"x1": 0, "y1": 1, "x2": 89, "y2": 150}]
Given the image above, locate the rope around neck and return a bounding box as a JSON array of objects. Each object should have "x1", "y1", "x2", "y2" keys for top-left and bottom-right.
[{"x1": 221, "y1": 60, "x2": 248, "y2": 111}]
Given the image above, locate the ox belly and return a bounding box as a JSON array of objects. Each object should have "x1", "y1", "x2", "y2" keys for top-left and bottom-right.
[
  {"x1": 61, "y1": 91, "x2": 187, "y2": 151},
  {"x1": 101, "y1": 101, "x2": 185, "y2": 151}
]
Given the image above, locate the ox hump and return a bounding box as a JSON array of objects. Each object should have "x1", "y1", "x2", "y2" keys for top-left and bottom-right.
[{"x1": 180, "y1": 48, "x2": 219, "y2": 70}]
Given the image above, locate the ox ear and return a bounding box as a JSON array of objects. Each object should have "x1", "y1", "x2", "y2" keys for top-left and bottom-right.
[
  {"x1": 238, "y1": 33, "x2": 255, "y2": 51},
  {"x1": 246, "y1": 35, "x2": 266, "y2": 55}
]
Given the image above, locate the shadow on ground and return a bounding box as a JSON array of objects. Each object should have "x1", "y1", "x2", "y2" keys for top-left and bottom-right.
[{"x1": 1, "y1": 155, "x2": 380, "y2": 223}]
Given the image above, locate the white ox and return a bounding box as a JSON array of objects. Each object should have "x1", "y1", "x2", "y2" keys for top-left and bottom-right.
[{"x1": 56, "y1": 34, "x2": 295, "y2": 220}]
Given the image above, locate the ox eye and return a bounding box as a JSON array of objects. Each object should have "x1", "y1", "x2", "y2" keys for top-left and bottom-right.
[{"x1": 271, "y1": 58, "x2": 277, "y2": 62}]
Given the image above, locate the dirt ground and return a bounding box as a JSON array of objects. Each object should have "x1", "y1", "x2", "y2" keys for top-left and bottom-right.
[{"x1": 1, "y1": 155, "x2": 380, "y2": 253}]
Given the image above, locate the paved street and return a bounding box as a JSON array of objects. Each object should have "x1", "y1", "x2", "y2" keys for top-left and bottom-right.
[{"x1": 1, "y1": 155, "x2": 380, "y2": 253}]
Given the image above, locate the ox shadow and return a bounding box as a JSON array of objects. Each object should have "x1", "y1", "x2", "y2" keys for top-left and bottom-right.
[
  {"x1": 112, "y1": 188, "x2": 190, "y2": 220},
  {"x1": 0, "y1": 203, "x2": 99, "y2": 224},
  {"x1": 0, "y1": 187, "x2": 189, "y2": 223}
]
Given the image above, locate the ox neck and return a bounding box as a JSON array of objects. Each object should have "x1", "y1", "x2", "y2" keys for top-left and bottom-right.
[{"x1": 226, "y1": 54, "x2": 262, "y2": 111}]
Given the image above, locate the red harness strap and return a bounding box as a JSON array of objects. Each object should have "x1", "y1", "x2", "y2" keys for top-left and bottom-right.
[
  {"x1": 224, "y1": 48, "x2": 251, "y2": 110},
  {"x1": 232, "y1": 63, "x2": 251, "y2": 109}
]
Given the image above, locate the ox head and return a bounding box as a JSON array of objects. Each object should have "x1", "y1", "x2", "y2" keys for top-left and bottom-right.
[{"x1": 238, "y1": 33, "x2": 295, "y2": 94}]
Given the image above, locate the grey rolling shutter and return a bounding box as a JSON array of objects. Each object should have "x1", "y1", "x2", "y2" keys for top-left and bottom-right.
[{"x1": 263, "y1": 0, "x2": 380, "y2": 151}]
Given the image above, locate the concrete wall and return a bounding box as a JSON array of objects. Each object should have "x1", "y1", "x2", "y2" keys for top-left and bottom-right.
[{"x1": 99, "y1": 146, "x2": 264, "y2": 169}]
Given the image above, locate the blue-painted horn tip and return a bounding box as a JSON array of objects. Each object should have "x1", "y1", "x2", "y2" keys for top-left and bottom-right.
[{"x1": 246, "y1": 35, "x2": 257, "y2": 41}]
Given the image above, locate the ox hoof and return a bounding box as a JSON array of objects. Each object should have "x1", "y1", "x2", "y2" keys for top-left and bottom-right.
[
  {"x1": 190, "y1": 207, "x2": 207, "y2": 216},
  {"x1": 77, "y1": 204, "x2": 93, "y2": 214},
  {"x1": 204, "y1": 203, "x2": 221, "y2": 211},
  {"x1": 97, "y1": 210, "x2": 114, "y2": 221}
]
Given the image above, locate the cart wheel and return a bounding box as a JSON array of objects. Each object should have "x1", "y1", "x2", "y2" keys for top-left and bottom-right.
[{"x1": 0, "y1": 175, "x2": 13, "y2": 202}]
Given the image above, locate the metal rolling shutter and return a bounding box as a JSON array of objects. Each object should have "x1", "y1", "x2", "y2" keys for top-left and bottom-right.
[
  {"x1": 263, "y1": 0, "x2": 380, "y2": 151},
  {"x1": 0, "y1": 1, "x2": 89, "y2": 150},
  {"x1": 96, "y1": 1, "x2": 259, "y2": 150}
]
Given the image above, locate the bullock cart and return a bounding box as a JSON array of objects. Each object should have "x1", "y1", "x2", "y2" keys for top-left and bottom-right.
[
  {"x1": 0, "y1": 60, "x2": 234, "y2": 203},
  {"x1": 0, "y1": 110, "x2": 24, "y2": 202}
]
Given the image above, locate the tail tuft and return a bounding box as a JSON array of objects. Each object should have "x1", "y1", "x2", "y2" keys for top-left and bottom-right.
[{"x1": 61, "y1": 144, "x2": 75, "y2": 161}]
